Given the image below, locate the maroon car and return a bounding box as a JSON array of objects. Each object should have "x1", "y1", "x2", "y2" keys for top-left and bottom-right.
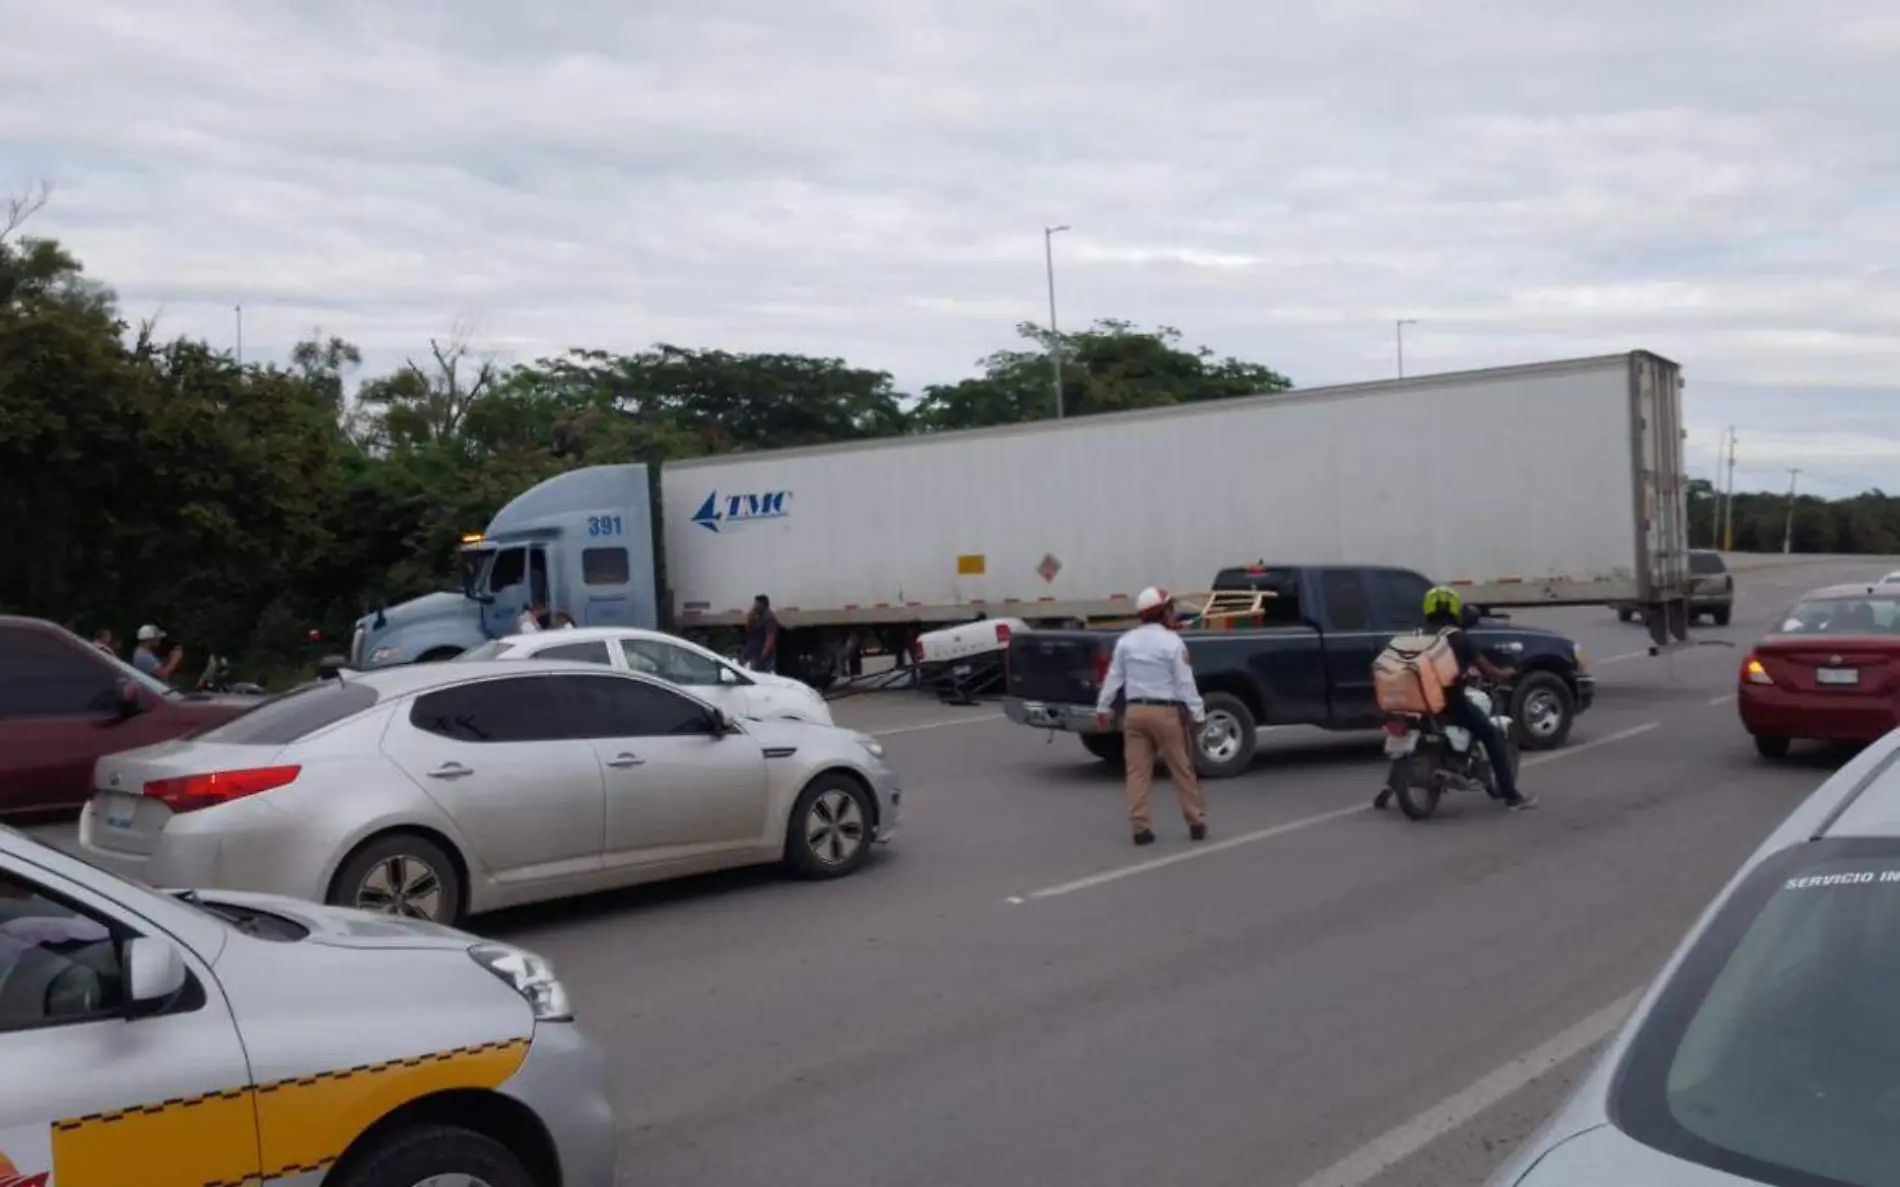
[
  {"x1": 1740, "y1": 583, "x2": 1900, "y2": 759},
  {"x1": 0, "y1": 615, "x2": 257, "y2": 815}
]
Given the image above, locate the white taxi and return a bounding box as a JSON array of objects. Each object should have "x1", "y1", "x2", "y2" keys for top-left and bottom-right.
[{"x1": 0, "y1": 824, "x2": 613, "y2": 1186}]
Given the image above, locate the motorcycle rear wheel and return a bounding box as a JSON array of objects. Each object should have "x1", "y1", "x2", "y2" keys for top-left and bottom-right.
[{"x1": 1390, "y1": 754, "x2": 1441, "y2": 821}]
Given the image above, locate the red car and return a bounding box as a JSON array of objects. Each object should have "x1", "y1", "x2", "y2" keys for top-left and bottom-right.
[
  {"x1": 1739, "y1": 584, "x2": 1900, "y2": 759},
  {"x1": 0, "y1": 616, "x2": 257, "y2": 815}
]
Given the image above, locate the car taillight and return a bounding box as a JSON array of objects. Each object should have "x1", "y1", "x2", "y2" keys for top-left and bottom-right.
[
  {"x1": 994, "y1": 622, "x2": 1011, "y2": 645},
  {"x1": 144, "y1": 765, "x2": 302, "y2": 813},
  {"x1": 1092, "y1": 647, "x2": 1112, "y2": 687},
  {"x1": 1742, "y1": 655, "x2": 1773, "y2": 686},
  {"x1": 909, "y1": 639, "x2": 925, "y2": 663}
]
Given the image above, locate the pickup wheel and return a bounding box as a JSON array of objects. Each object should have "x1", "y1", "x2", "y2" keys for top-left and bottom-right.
[
  {"x1": 1194, "y1": 693, "x2": 1257, "y2": 779},
  {"x1": 1080, "y1": 734, "x2": 1125, "y2": 765},
  {"x1": 1511, "y1": 672, "x2": 1575, "y2": 751}
]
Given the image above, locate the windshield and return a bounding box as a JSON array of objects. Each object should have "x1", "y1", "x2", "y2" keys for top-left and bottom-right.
[
  {"x1": 106, "y1": 648, "x2": 178, "y2": 697},
  {"x1": 1777, "y1": 596, "x2": 1900, "y2": 636},
  {"x1": 1614, "y1": 839, "x2": 1900, "y2": 1185},
  {"x1": 1689, "y1": 552, "x2": 1726, "y2": 576}
]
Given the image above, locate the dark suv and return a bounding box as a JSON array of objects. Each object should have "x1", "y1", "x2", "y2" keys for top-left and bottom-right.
[
  {"x1": 0, "y1": 617, "x2": 256, "y2": 815},
  {"x1": 1617, "y1": 550, "x2": 1733, "y2": 627}
]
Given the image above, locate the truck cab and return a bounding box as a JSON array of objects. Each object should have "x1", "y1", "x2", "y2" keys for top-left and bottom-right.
[{"x1": 351, "y1": 465, "x2": 660, "y2": 667}]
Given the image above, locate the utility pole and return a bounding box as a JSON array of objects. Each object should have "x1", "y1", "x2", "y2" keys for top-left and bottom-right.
[
  {"x1": 1043, "y1": 225, "x2": 1070, "y2": 418},
  {"x1": 235, "y1": 304, "x2": 243, "y2": 367},
  {"x1": 1721, "y1": 426, "x2": 1737, "y2": 551},
  {"x1": 1395, "y1": 318, "x2": 1417, "y2": 377},
  {"x1": 1781, "y1": 468, "x2": 1801, "y2": 555}
]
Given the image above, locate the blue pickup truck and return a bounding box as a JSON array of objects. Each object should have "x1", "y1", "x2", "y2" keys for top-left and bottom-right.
[{"x1": 1002, "y1": 563, "x2": 1595, "y2": 779}]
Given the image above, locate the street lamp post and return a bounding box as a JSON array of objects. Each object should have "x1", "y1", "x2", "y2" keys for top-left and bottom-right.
[
  {"x1": 1044, "y1": 225, "x2": 1070, "y2": 418},
  {"x1": 1395, "y1": 318, "x2": 1417, "y2": 377},
  {"x1": 1782, "y1": 468, "x2": 1801, "y2": 555}
]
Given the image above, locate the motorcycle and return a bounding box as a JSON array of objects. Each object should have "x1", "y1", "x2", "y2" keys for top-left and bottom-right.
[{"x1": 1381, "y1": 679, "x2": 1520, "y2": 821}]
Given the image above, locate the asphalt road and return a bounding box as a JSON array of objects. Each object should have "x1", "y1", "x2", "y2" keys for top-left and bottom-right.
[{"x1": 27, "y1": 557, "x2": 1886, "y2": 1185}]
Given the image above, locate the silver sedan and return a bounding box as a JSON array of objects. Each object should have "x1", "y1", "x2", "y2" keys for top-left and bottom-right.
[{"x1": 76, "y1": 660, "x2": 902, "y2": 925}]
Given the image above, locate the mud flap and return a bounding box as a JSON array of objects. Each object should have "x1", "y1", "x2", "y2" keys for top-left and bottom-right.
[{"x1": 1645, "y1": 599, "x2": 1691, "y2": 649}]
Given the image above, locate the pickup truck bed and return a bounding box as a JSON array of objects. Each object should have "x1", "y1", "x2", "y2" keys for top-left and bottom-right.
[{"x1": 1002, "y1": 563, "x2": 1595, "y2": 778}]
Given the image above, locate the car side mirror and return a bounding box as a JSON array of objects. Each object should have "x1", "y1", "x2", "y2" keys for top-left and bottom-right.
[
  {"x1": 123, "y1": 936, "x2": 188, "y2": 1017},
  {"x1": 718, "y1": 666, "x2": 740, "y2": 685},
  {"x1": 706, "y1": 708, "x2": 733, "y2": 736}
]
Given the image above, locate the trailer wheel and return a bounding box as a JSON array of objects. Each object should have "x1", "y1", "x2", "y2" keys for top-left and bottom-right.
[
  {"x1": 1194, "y1": 693, "x2": 1257, "y2": 779},
  {"x1": 1080, "y1": 734, "x2": 1125, "y2": 766}
]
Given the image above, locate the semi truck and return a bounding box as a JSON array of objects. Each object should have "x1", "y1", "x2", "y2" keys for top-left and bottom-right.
[{"x1": 349, "y1": 350, "x2": 1693, "y2": 686}]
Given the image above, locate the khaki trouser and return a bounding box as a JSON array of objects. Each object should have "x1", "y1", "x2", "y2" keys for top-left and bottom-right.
[{"x1": 1123, "y1": 703, "x2": 1207, "y2": 833}]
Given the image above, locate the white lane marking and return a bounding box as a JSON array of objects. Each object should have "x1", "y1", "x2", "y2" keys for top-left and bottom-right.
[
  {"x1": 870, "y1": 713, "x2": 1005, "y2": 737},
  {"x1": 1020, "y1": 805, "x2": 1370, "y2": 901},
  {"x1": 1292, "y1": 991, "x2": 1641, "y2": 1187},
  {"x1": 1522, "y1": 722, "x2": 1659, "y2": 768},
  {"x1": 1595, "y1": 650, "x2": 1648, "y2": 666},
  {"x1": 1012, "y1": 720, "x2": 1662, "y2": 903},
  {"x1": 1708, "y1": 693, "x2": 1737, "y2": 707}
]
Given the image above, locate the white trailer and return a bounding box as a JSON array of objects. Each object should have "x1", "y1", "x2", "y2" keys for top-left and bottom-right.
[{"x1": 662, "y1": 351, "x2": 1691, "y2": 648}]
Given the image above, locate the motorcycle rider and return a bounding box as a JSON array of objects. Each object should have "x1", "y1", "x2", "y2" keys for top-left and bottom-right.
[{"x1": 1375, "y1": 586, "x2": 1537, "y2": 812}]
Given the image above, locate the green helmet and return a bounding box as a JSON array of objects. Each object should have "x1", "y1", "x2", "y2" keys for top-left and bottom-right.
[{"x1": 1422, "y1": 585, "x2": 1463, "y2": 621}]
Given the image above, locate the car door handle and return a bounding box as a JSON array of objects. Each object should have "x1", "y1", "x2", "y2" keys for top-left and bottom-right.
[
  {"x1": 427, "y1": 763, "x2": 474, "y2": 779},
  {"x1": 606, "y1": 754, "x2": 646, "y2": 768}
]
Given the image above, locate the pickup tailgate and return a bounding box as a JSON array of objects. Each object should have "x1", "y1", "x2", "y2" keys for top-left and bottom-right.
[{"x1": 1007, "y1": 631, "x2": 1112, "y2": 704}]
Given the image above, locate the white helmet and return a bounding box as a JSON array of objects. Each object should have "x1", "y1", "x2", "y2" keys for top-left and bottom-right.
[{"x1": 1135, "y1": 587, "x2": 1170, "y2": 614}]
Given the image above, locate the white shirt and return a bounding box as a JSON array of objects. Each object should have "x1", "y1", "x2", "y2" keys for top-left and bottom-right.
[
  {"x1": 1096, "y1": 622, "x2": 1206, "y2": 722},
  {"x1": 516, "y1": 613, "x2": 542, "y2": 634}
]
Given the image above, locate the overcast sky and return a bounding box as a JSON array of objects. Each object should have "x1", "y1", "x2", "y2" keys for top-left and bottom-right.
[{"x1": 4, "y1": 0, "x2": 1898, "y2": 495}]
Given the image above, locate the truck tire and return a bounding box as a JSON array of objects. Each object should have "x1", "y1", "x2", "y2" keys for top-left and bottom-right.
[
  {"x1": 1195, "y1": 692, "x2": 1257, "y2": 779},
  {"x1": 1080, "y1": 734, "x2": 1125, "y2": 765},
  {"x1": 1510, "y1": 672, "x2": 1575, "y2": 751},
  {"x1": 1616, "y1": 607, "x2": 1636, "y2": 623}
]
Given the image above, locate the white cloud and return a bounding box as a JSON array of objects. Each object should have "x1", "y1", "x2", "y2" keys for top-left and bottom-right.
[{"x1": 3, "y1": 0, "x2": 1900, "y2": 491}]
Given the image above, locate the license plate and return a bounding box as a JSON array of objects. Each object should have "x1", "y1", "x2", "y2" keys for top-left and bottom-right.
[
  {"x1": 1024, "y1": 703, "x2": 1059, "y2": 726},
  {"x1": 1817, "y1": 667, "x2": 1861, "y2": 686},
  {"x1": 1385, "y1": 732, "x2": 1419, "y2": 757},
  {"x1": 102, "y1": 795, "x2": 137, "y2": 829}
]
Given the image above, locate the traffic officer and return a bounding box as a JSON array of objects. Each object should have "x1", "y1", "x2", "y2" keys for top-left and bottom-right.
[{"x1": 1095, "y1": 586, "x2": 1209, "y2": 845}]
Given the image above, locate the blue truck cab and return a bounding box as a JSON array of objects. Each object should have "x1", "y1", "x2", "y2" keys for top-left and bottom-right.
[{"x1": 350, "y1": 464, "x2": 659, "y2": 668}]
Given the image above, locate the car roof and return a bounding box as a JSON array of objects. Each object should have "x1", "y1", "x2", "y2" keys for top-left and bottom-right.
[
  {"x1": 1797, "y1": 583, "x2": 1900, "y2": 600},
  {"x1": 496, "y1": 626, "x2": 680, "y2": 646},
  {"x1": 0, "y1": 614, "x2": 68, "y2": 635},
  {"x1": 339, "y1": 658, "x2": 665, "y2": 697}
]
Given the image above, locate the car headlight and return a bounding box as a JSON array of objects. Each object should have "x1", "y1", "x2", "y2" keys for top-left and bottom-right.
[
  {"x1": 369, "y1": 645, "x2": 404, "y2": 664},
  {"x1": 856, "y1": 734, "x2": 885, "y2": 760},
  {"x1": 469, "y1": 943, "x2": 573, "y2": 1022}
]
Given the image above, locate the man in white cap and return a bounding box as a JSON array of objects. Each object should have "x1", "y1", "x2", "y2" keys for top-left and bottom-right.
[
  {"x1": 1095, "y1": 586, "x2": 1209, "y2": 845},
  {"x1": 132, "y1": 624, "x2": 185, "y2": 682}
]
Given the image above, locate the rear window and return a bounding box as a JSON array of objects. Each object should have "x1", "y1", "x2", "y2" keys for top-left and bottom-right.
[
  {"x1": 1689, "y1": 552, "x2": 1727, "y2": 576},
  {"x1": 1779, "y1": 596, "x2": 1900, "y2": 636},
  {"x1": 1211, "y1": 566, "x2": 1303, "y2": 625},
  {"x1": 192, "y1": 680, "x2": 381, "y2": 745},
  {"x1": 1614, "y1": 838, "x2": 1900, "y2": 1185}
]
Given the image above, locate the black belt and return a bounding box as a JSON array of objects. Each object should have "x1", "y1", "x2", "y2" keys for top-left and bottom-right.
[{"x1": 1128, "y1": 698, "x2": 1180, "y2": 706}]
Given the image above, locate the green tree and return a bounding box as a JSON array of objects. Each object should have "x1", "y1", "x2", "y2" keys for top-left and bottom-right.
[{"x1": 912, "y1": 319, "x2": 1293, "y2": 430}]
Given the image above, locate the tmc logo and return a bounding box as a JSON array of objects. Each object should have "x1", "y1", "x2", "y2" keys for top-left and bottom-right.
[{"x1": 692, "y1": 489, "x2": 792, "y2": 533}]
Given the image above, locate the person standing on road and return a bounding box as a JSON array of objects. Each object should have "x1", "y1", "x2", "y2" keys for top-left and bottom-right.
[
  {"x1": 742, "y1": 595, "x2": 780, "y2": 674},
  {"x1": 1095, "y1": 587, "x2": 1209, "y2": 846},
  {"x1": 1374, "y1": 587, "x2": 1537, "y2": 812},
  {"x1": 131, "y1": 624, "x2": 184, "y2": 682}
]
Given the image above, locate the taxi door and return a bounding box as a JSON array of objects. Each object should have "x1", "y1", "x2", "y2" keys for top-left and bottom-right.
[{"x1": 0, "y1": 854, "x2": 259, "y2": 1187}]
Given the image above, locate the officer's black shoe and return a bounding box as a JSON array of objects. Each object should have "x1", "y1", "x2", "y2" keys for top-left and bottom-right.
[
  {"x1": 1133, "y1": 829, "x2": 1157, "y2": 846},
  {"x1": 1189, "y1": 823, "x2": 1208, "y2": 842}
]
